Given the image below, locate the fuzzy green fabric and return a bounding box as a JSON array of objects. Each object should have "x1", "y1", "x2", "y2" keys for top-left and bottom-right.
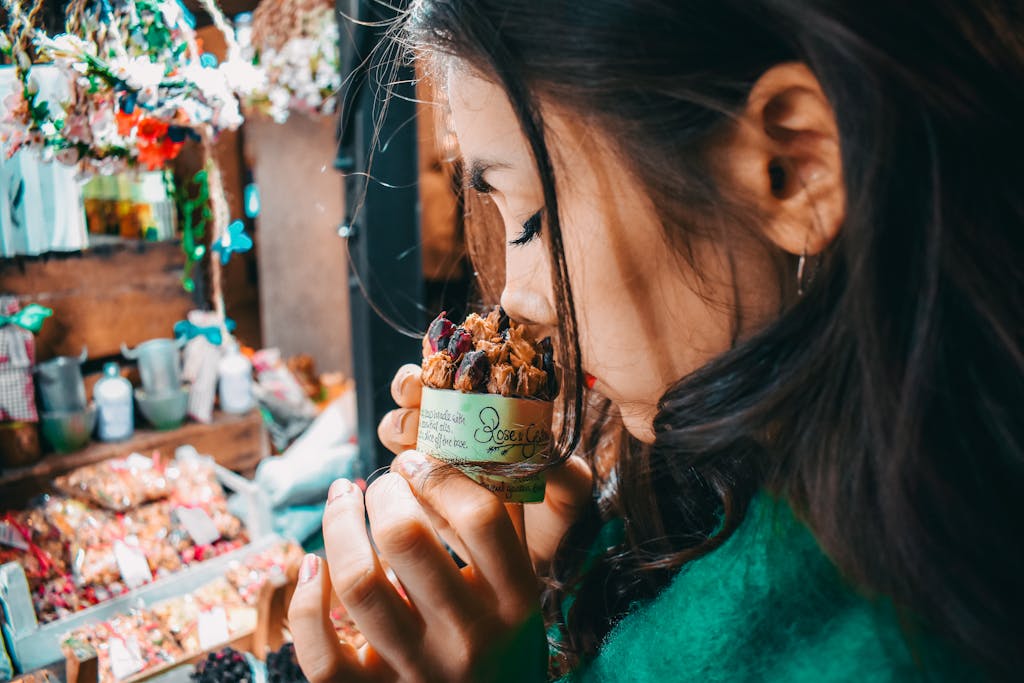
[{"x1": 562, "y1": 493, "x2": 981, "y2": 682}]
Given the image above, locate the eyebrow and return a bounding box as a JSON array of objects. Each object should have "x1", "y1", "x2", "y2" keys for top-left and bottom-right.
[{"x1": 466, "y1": 158, "x2": 511, "y2": 192}]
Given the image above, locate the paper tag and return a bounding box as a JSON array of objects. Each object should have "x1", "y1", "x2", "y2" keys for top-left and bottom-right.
[
  {"x1": 198, "y1": 607, "x2": 230, "y2": 650},
  {"x1": 0, "y1": 521, "x2": 29, "y2": 551},
  {"x1": 175, "y1": 507, "x2": 220, "y2": 546},
  {"x1": 108, "y1": 636, "x2": 145, "y2": 680},
  {"x1": 114, "y1": 539, "x2": 153, "y2": 588}
]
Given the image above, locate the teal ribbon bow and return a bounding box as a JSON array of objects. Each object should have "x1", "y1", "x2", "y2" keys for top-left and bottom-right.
[
  {"x1": 174, "y1": 318, "x2": 236, "y2": 346},
  {"x1": 0, "y1": 304, "x2": 53, "y2": 334},
  {"x1": 211, "y1": 220, "x2": 253, "y2": 265}
]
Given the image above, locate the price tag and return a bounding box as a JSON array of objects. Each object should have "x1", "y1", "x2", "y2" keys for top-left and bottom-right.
[
  {"x1": 175, "y1": 507, "x2": 221, "y2": 546},
  {"x1": 108, "y1": 636, "x2": 145, "y2": 680},
  {"x1": 114, "y1": 539, "x2": 153, "y2": 589},
  {"x1": 0, "y1": 521, "x2": 29, "y2": 550},
  {"x1": 198, "y1": 607, "x2": 230, "y2": 650}
]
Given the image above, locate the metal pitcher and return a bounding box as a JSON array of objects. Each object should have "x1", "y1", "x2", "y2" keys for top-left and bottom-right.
[
  {"x1": 34, "y1": 347, "x2": 88, "y2": 412},
  {"x1": 121, "y1": 337, "x2": 186, "y2": 397}
]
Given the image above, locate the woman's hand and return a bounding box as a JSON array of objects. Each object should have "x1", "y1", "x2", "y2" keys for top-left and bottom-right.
[
  {"x1": 376, "y1": 364, "x2": 593, "y2": 572},
  {"x1": 288, "y1": 462, "x2": 547, "y2": 682}
]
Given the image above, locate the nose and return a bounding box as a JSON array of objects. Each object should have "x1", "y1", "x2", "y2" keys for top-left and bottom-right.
[{"x1": 500, "y1": 272, "x2": 557, "y2": 328}]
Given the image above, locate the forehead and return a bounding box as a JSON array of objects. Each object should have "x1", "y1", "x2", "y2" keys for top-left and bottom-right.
[{"x1": 445, "y1": 62, "x2": 534, "y2": 172}]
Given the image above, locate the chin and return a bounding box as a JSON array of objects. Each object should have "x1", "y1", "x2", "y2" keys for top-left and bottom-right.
[{"x1": 619, "y1": 408, "x2": 657, "y2": 445}]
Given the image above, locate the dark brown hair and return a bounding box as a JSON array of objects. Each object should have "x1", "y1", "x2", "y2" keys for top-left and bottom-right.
[{"x1": 399, "y1": 0, "x2": 1024, "y2": 678}]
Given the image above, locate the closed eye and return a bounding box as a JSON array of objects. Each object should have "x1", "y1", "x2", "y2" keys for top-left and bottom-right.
[{"x1": 509, "y1": 210, "x2": 542, "y2": 246}]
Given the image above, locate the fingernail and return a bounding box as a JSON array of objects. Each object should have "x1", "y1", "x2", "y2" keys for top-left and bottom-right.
[
  {"x1": 398, "y1": 451, "x2": 428, "y2": 479},
  {"x1": 391, "y1": 409, "x2": 410, "y2": 436},
  {"x1": 399, "y1": 370, "x2": 417, "y2": 396},
  {"x1": 328, "y1": 478, "x2": 353, "y2": 503},
  {"x1": 298, "y1": 554, "x2": 319, "y2": 584}
]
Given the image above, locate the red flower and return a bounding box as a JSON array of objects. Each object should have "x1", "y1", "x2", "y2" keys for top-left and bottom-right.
[
  {"x1": 116, "y1": 108, "x2": 141, "y2": 136},
  {"x1": 136, "y1": 117, "x2": 169, "y2": 141},
  {"x1": 136, "y1": 135, "x2": 184, "y2": 170}
]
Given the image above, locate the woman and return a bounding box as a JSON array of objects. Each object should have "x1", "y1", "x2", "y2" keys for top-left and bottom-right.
[{"x1": 288, "y1": 1, "x2": 1024, "y2": 680}]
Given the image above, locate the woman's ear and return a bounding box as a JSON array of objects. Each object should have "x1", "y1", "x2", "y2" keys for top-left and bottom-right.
[{"x1": 719, "y1": 62, "x2": 845, "y2": 256}]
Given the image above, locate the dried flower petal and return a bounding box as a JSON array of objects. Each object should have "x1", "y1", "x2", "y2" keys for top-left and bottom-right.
[
  {"x1": 487, "y1": 363, "x2": 516, "y2": 396},
  {"x1": 516, "y1": 364, "x2": 547, "y2": 398},
  {"x1": 454, "y1": 350, "x2": 490, "y2": 392},
  {"x1": 506, "y1": 324, "x2": 537, "y2": 369},
  {"x1": 462, "y1": 313, "x2": 493, "y2": 342},
  {"x1": 421, "y1": 352, "x2": 455, "y2": 389},
  {"x1": 486, "y1": 306, "x2": 510, "y2": 334},
  {"x1": 476, "y1": 339, "x2": 509, "y2": 366}
]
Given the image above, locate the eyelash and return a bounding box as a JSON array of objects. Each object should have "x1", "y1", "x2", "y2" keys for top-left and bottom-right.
[
  {"x1": 509, "y1": 210, "x2": 542, "y2": 246},
  {"x1": 469, "y1": 169, "x2": 493, "y2": 194}
]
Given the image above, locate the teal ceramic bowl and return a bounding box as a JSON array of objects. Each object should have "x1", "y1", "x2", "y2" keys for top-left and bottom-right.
[
  {"x1": 135, "y1": 387, "x2": 188, "y2": 430},
  {"x1": 40, "y1": 404, "x2": 97, "y2": 453}
]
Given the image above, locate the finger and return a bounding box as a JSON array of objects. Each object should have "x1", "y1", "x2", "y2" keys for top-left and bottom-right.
[
  {"x1": 364, "y1": 473, "x2": 477, "y2": 629},
  {"x1": 505, "y1": 503, "x2": 528, "y2": 556},
  {"x1": 392, "y1": 452, "x2": 536, "y2": 620},
  {"x1": 400, "y1": 497, "x2": 472, "y2": 564},
  {"x1": 380, "y1": 467, "x2": 472, "y2": 562},
  {"x1": 377, "y1": 408, "x2": 420, "y2": 456},
  {"x1": 525, "y1": 455, "x2": 593, "y2": 572},
  {"x1": 321, "y1": 479, "x2": 424, "y2": 673},
  {"x1": 390, "y1": 364, "x2": 423, "y2": 408},
  {"x1": 288, "y1": 553, "x2": 365, "y2": 683}
]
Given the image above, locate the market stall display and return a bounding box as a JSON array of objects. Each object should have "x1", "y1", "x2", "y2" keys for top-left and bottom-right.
[
  {"x1": 62, "y1": 611, "x2": 185, "y2": 683},
  {"x1": 0, "y1": 449, "x2": 253, "y2": 629}
]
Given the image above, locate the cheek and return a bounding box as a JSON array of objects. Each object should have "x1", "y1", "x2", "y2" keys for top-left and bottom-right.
[{"x1": 562, "y1": 201, "x2": 738, "y2": 406}]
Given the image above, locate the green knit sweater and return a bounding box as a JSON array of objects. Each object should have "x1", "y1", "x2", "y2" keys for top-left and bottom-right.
[{"x1": 561, "y1": 493, "x2": 981, "y2": 682}]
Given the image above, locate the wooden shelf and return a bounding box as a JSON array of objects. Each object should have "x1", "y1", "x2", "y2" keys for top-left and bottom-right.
[
  {"x1": 0, "y1": 241, "x2": 195, "y2": 362},
  {"x1": 0, "y1": 410, "x2": 268, "y2": 508}
]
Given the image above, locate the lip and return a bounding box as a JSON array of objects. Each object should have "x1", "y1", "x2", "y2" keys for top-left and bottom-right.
[{"x1": 584, "y1": 373, "x2": 598, "y2": 390}]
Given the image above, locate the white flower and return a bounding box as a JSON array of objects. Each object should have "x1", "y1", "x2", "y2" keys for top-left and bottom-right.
[
  {"x1": 35, "y1": 33, "x2": 95, "y2": 60},
  {"x1": 220, "y1": 59, "x2": 267, "y2": 97},
  {"x1": 215, "y1": 100, "x2": 243, "y2": 130},
  {"x1": 111, "y1": 57, "x2": 165, "y2": 103}
]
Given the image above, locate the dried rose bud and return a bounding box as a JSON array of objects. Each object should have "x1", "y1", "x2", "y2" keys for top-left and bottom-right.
[
  {"x1": 488, "y1": 363, "x2": 516, "y2": 396},
  {"x1": 506, "y1": 324, "x2": 536, "y2": 368},
  {"x1": 516, "y1": 364, "x2": 547, "y2": 398},
  {"x1": 447, "y1": 327, "x2": 474, "y2": 359},
  {"x1": 462, "y1": 313, "x2": 490, "y2": 342},
  {"x1": 477, "y1": 339, "x2": 509, "y2": 365},
  {"x1": 422, "y1": 352, "x2": 455, "y2": 389},
  {"x1": 485, "y1": 306, "x2": 510, "y2": 335},
  {"x1": 454, "y1": 350, "x2": 490, "y2": 392},
  {"x1": 426, "y1": 312, "x2": 455, "y2": 353}
]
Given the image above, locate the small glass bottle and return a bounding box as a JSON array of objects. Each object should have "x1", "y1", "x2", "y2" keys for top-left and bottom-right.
[
  {"x1": 218, "y1": 343, "x2": 254, "y2": 414},
  {"x1": 94, "y1": 362, "x2": 133, "y2": 441}
]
